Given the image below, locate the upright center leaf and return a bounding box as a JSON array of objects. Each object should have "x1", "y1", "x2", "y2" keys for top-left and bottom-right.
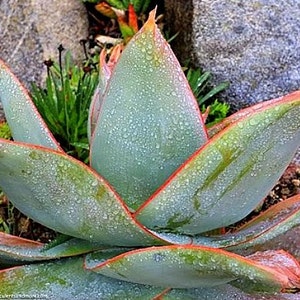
[{"x1": 90, "y1": 10, "x2": 207, "y2": 209}]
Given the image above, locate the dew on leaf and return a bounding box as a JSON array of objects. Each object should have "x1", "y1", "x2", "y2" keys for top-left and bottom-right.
[
  {"x1": 145, "y1": 54, "x2": 152, "y2": 61},
  {"x1": 91, "y1": 179, "x2": 98, "y2": 187}
]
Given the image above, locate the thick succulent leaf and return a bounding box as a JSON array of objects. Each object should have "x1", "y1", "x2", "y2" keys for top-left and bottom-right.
[
  {"x1": 0, "y1": 257, "x2": 170, "y2": 299},
  {"x1": 0, "y1": 139, "x2": 165, "y2": 246},
  {"x1": 164, "y1": 285, "x2": 300, "y2": 300},
  {"x1": 90, "y1": 10, "x2": 207, "y2": 209},
  {"x1": 236, "y1": 225, "x2": 300, "y2": 261},
  {"x1": 85, "y1": 245, "x2": 300, "y2": 292},
  {"x1": 0, "y1": 232, "x2": 43, "y2": 266},
  {"x1": 226, "y1": 194, "x2": 300, "y2": 251},
  {"x1": 164, "y1": 193, "x2": 300, "y2": 250},
  {"x1": 207, "y1": 91, "x2": 300, "y2": 138},
  {"x1": 149, "y1": 194, "x2": 300, "y2": 258},
  {"x1": 136, "y1": 93, "x2": 300, "y2": 234},
  {"x1": 0, "y1": 59, "x2": 62, "y2": 150},
  {"x1": 0, "y1": 232, "x2": 105, "y2": 266},
  {"x1": 88, "y1": 45, "x2": 122, "y2": 141},
  {"x1": 0, "y1": 251, "x2": 297, "y2": 300},
  {"x1": 240, "y1": 250, "x2": 300, "y2": 292},
  {"x1": 4, "y1": 256, "x2": 293, "y2": 300},
  {"x1": 222, "y1": 194, "x2": 300, "y2": 258}
]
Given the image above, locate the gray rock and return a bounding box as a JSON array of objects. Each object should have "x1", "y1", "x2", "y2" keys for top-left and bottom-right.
[
  {"x1": 165, "y1": 0, "x2": 300, "y2": 111},
  {"x1": 0, "y1": 0, "x2": 88, "y2": 90},
  {"x1": 165, "y1": 0, "x2": 300, "y2": 164}
]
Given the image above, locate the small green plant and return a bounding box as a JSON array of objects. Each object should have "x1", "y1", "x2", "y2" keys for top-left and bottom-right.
[
  {"x1": 185, "y1": 67, "x2": 230, "y2": 127},
  {"x1": 0, "y1": 121, "x2": 11, "y2": 140},
  {"x1": 202, "y1": 99, "x2": 230, "y2": 127},
  {"x1": 31, "y1": 46, "x2": 99, "y2": 163},
  {"x1": 106, "y1": 0, "x2": 152, "y2": 14},
  {"x1": 185, "y1": 67, "x2": 228, "y2": 104},
  {"x1": 0, "y1": 10, "x2": 299, "y2": 298}
]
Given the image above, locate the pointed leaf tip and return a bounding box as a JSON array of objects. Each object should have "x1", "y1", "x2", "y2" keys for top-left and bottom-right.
[
  {"x1": 245, "y1": 250, "x2": 300, "y2": 292},
  {"x1": 144, "y1": 8, "x2": 157, "y2": 30},
  {"x1": 90, "y1": 6, "x2": 207, "y2": 209}
]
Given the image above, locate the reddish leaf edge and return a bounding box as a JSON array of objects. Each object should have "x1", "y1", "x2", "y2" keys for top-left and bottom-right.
[
  {"x1": 246, "y1": 249, "x2": 300, "y2": 292},
  {"x1": 0, "y1": 231, "x2": 42, "y2": 248},
  {"x1": 0, "y1": 138, "x2": 167, "y2": 245},
  {"x1": 191, "y1": 193, "x2": 300, "y2": 249},
  {"x1": 142, "y1": 7, "x2": 208, "y2": 139},
  {"x1": 151, "y1": 287, "x2": 172, "y2": 300},
  {"x1": 84, "y1": 244, "x2": 300, "y2": 291},
  {"x1": 237, "y1": 193, "x2": 300, "y2": 232},
  {"x1": 0, "y1": 176, "x2": 298, "y2": 254},
  {"x1": 0, "y1": 59, "x2": 63, "y2": 152},
  {"x1": 224, "y1": 194, "x2": 300, "y2": 251},
  {"x1": 89, "y1": 7, "x2": 208, "y2": 159},
  {"x1": 208, "y1": 90, "x2": 300, "y2": 138},
  {"x1": 89, "y1": 45, "x2": 123, "y2": 143},
  {"x1": 145, "y1": 194, "x2": 300, "y2": 249},
  {"x1": 134, "y1": 90, "x2": 300, "y2": 216},
  {"x1": 0, "y1": 233, "x2": 133, "y2": 266}
]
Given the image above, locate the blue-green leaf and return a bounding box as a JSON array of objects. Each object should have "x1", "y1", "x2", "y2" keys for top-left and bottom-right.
[
  {"x1": 157, "y1": 193, "x2": 300, "y2": 250},
  {"x1": 0, "y1": 59, "x2": 62, "y2": 150},
  {"x1": 3, "y1": 254, "x2": 288, "y2": 299},
  {"x1": 207, "y1": 95, "x2": 291, "y2": 138},
  {"x1": 0, "y1": 255, "x2": 296, "y2": 299},
  {"x1": 136, "y1": 92, "x2": 300, "y2": 234},
  {"x1": 90, "y1": 10, "x2": 207, "y2": 209},
  {"x1": 163, "y1": 285, "x2": 299, "y2": 300},
  {"x1": 0, "y1": 232, "x2": 105, "y2": 266},
  {"x1": 86, "y1": 245, "x2": 300, "y2": 292},
  {"x1": 0, "y1": 257, "x2": 169, "y2": 299},
  {"x1": 226, "y1": 194, "x2": 300, "y2": 252},
  {"x1": 0, "y1": 139, "x2": 164, "y2": 246}
]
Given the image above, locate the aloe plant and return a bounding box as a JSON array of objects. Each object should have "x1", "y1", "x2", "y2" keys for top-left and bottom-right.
[{"x1": 0, "y1": 10, "x2": 300, "y2": 299}]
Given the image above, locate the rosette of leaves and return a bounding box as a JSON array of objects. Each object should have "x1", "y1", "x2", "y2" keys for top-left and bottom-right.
[{"x1": 0, "y1": 10, "x2": 300, "y2": 299}]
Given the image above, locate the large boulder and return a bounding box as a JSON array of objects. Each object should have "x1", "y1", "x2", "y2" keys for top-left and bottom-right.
[
  {"x1": 164, "y1": 0, "x2": 300, "y2": 111},
  {"x1": 165, "y1": 0, "x2": 300, "y2": 163},
  {"x1": 0, "y1": 0, "x2": 88, "y2": 89},
  {"x1": 0, "y1": 0, "x2": 89, "y2": 121}
]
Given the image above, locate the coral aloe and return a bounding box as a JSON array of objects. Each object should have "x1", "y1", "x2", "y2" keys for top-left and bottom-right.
[{"x1": 0, "y1": 9, "x2": 299, "y2": 299}]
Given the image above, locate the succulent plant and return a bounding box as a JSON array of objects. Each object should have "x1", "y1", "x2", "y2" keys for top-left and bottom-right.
[{"x1": 0, "y1": 9, "x2": 300, "y2": 299}]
